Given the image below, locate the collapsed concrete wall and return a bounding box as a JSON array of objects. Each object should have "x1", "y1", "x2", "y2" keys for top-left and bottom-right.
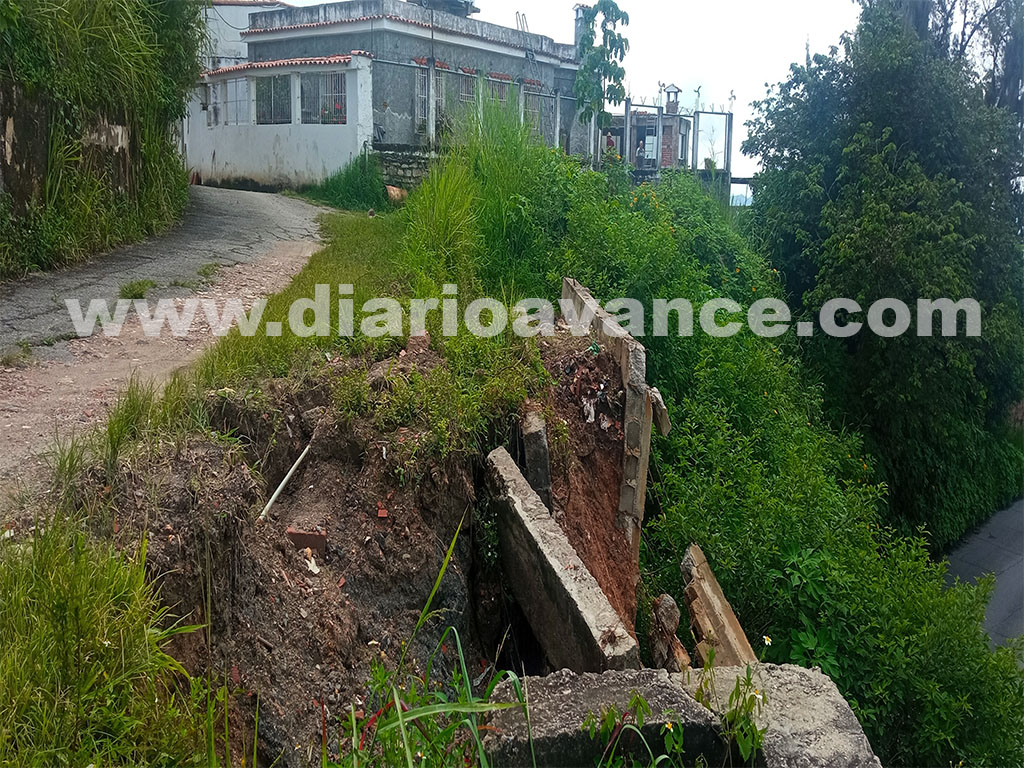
[
  {"x1": 486, "y1": 446, "x2": 639, "y2": 672},
  {"x1": 560, "y1": 277, "x2": 670, "y2": 560}
]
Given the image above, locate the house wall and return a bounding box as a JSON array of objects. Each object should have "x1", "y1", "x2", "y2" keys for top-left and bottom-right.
[
  {"x1": 185, "y1": 62, "x2": 373, "y2": 188},
  {"x1": 204, "y1": 2, "x2": 287, "y2": 69},
  {"x1": 249, "y1": 27, "x2": 579, "y2": 150},
  {"x1": 243, "y1": 0, "x2": 590, "y2": 155}
]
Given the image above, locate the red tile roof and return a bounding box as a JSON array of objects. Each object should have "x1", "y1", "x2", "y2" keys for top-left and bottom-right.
[{"x1": 203, "y1": 52, "x2": 371, "y2": 78}]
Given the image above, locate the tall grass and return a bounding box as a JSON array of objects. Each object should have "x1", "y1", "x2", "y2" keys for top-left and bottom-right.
[
  {"x1": 0, "y1": 0, "x2": 204, "y2": 278},
  {"x1": 303, "y1": 153, "x2": 392, "y2": 212},
  {"x1": 0, "y1": 516, "x2": 205, "y2": 765}
]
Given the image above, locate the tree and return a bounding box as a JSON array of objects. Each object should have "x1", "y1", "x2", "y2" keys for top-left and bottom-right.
[
  {"x1": 573, "y1": 0, "x2": 629, "y2": 130},
  {"x1": 745, "y1": 3, "x2": 1024, "y2": 549}
]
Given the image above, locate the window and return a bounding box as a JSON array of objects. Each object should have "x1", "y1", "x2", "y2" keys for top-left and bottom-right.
[
  {"x1": 205, "y1": 84, "x2": 220, "y2": 127},
  {"x1": 222, "y1": 77, "x2": 250, "y2": 125},
  {"x1": 415, "y1": 67, "x2": 428, "y2": 133},
  {"x1": 255, "y1": 75, "x2": 291, "y2": 125},
  {"x1": 488, "y1": 79, "x2": 509, "y2": 105},
  {"x1": 301, "y1": 72, "x2": 346, "y2": 124},
  {"x1": 459, "y1": 72, "x2": 475, "y2": 104},
  {"x1": 525, "y1": 90, "x2": 541, "y2": 129},
  {"x1": 434, "y1": 69, "x2": 446, "y2": 113}
]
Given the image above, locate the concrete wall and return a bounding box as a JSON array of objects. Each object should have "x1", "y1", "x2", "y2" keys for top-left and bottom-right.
[
  {"x1": 0, "y1": 79, "x2": 49, "y2": 215},
  {"x1": 246, "y1": 0, "x2": 577, "y2": 64},
  {"x1": 241, "y1": 0, "x2": 592, "y2": 157},
  {"x1": 203, "y1": 3, "x2": 287, "y2": 69},
  {"x1": 185, "y1": 61, "x2": 373, "y2": 188},
  {"x1": 248, "y1": 27, "x2": 578, "y2": 150},
  {"x1": 487, "y1": 447, "x2": 639, "y2": 674}
]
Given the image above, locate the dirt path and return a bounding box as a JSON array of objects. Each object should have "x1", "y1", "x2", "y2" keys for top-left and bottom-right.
[{"x1": 0, "y1": 187, "x2": 322, "y2": 502}]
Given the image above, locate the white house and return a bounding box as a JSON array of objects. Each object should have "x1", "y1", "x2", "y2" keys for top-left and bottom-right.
[{"x1": 185, "y1": 52, "x2": 374, "y2": 188}]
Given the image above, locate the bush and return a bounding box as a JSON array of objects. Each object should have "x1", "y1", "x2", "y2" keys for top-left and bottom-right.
[
  {"x1": 744, "y1": 5, "x2": 1024, "y2": 549},
  {"x1": 303, "y1": 154, "x2": 392, "y2": 212},
  {"x1": 408, "y1": 107, "x2": 1024, "y2": 764}
]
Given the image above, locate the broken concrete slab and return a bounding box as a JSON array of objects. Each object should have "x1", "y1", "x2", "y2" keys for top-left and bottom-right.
[
  {"x1": 485, "y1": 668, "x2": 724, "y2": 768},
  {"x1": 486, "y1": 447, "x2": 639, "y2": 673},
  {"x1": 485, "y1": 665, "x2": 882, "y2": 768},
  {"x1": 521, "y1": 407, "x2": 553, "y2": 511},
  {"x1": 561, "y1": 277, "x2": 655, "y2": 559},
  {"x1": 677, "y1": 664, "x2": 883, "y2": 768},
  {"x1": 650, "y1": 386, "x2": 671, "y2": 436},
  {"x1": 682, "y1": 544, "x2": 757, "y2": 667}
]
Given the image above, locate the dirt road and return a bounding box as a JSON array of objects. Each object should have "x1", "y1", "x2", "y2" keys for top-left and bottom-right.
[{"x1": 0, "y1": 186, "x2": 322, "y2": 496}]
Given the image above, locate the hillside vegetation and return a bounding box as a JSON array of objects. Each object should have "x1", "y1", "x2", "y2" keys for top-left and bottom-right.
[{"x1": 0, "y1": 0, "x2": 205, "y2": 279}]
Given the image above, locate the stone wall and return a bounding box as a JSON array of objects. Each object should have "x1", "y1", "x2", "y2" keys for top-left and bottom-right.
[{"x1": 376, "y1": 148, "x2": 432, "y2": 188}]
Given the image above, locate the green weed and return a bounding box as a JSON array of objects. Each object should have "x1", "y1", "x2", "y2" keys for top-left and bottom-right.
[{"x1": 119, "y1": 278, "x2": 157, "y2": 300}]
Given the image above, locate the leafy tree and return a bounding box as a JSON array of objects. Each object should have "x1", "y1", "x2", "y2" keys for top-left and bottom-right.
[
  {"x1": 745, "y1": 3, "x2": 1024, "y2": 548},
  {"x1": 573, "y1": 0, "x2": 629, "y2": 130}
]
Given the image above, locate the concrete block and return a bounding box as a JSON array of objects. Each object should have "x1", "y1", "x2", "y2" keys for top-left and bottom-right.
[
  {"x1": 485, "y1": 666, "x2": 882, "y2": 768},
  {"x1": 521, "y1": 408, "x2": 553, "y2": 511},
  {"x1": 681, "y1": 544, "x2": 757, "y2": 667},
  {"x1": 485, "y1": 668, "x2": 723, "y2": 768},
  {"x1": 677, "y1": 665, "x2": 883, "y2": 768},
  {"x1": 486, "y1": 447, "x2": 639, "y2": 673}
]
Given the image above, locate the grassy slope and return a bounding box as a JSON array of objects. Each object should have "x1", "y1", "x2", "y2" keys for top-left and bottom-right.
[{"x1": 4, "y1": 109, "x2": 1023, "y2": 766}]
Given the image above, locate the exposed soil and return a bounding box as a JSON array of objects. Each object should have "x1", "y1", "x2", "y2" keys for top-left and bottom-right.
[
  {"x1": 0, "y1": 240, "x2": 315, "y2": 510},
  {"x1": 76, "y1": 340, "x2": 493, "y2": 767},
  {"x1": 536, "y1": 331, "x2": 639, "y2": 635}
]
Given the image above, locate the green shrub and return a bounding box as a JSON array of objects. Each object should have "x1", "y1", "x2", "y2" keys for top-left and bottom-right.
[
  {"x1": 0, "y1": 517, "x2": 205, "y2": 765},
  {"x1": 744, "y1": 6, "x2": 1024, "y2": 549},
  {"x1": 303, "y1": 154, "x2": 392, "y2": 211}
]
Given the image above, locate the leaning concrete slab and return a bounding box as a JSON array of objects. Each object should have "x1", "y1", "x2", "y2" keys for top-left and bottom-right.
[
  {"x1": 560, "y1": 277, "x2": 656, "y2": 560},
  {"x1": 682, "y1": 543, "x2": 757, "y2": 667},
  {"x1": 677, "y1": 664, "x2": 883, "y2": 768},
  {"x1": 521, "y1": 407, "x2": 553, "y2": 511},
  {"x1": 486, "y1": 447, "x2": 639, "y2": 673},
  {"x1": 485, "y1": 668, "x2": 724, "y2": 768}
]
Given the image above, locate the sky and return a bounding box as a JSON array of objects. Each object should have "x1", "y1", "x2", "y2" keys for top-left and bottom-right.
[{"x1": 285, "y1": 0, "x2": 863, "y2": 176}]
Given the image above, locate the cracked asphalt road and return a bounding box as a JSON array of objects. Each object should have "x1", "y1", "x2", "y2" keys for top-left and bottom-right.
[
  {"x1": 0, "y1": 186, "x2": 321, "y2": 351},
  {"x1": 0, "y1": 186, "x2": 323, "y2": 497}
]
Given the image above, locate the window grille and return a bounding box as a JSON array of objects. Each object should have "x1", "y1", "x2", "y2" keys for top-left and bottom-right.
[
  {"x1": 488, "y1": 79, "x2": 509, "y2": 105},
  {"x1": 459, "y1": 72, "x2": 475, "y2": 104},
  {"x1": 222, "y1": 77, "x2": 250, "y2": 125},
  {"x1": 434, "y1": 69, "x2": 446, "y2": 113},
  {"x1": 415, "y1": 67, "x2": 428, "y2": 133},
  {"x1": 255, "y1": 75, "x2": 292, "y2": 125},
  {"x1": 301, "y1": 72, "x2": 347, "y2": 124},
  {"x1": 525, "y1": 90, "x2": 541, "y2": 129}
]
